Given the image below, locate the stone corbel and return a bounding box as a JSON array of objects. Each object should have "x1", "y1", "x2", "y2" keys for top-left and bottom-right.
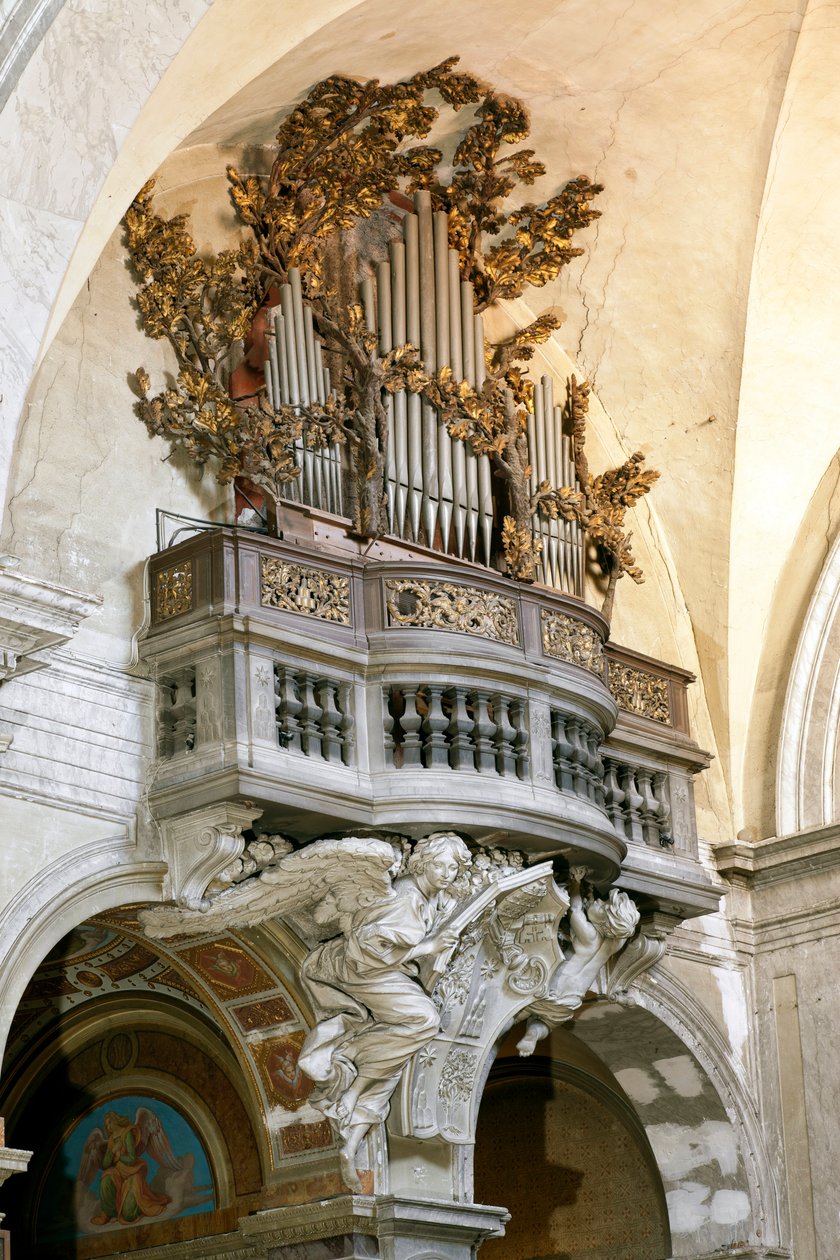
[
  {"x1": 162, "y1": 802, "x2": 263, "y2": 910},
  {"x1": 603, "y1": 908, "x2": 679, "y2": 1000},
  {"x1": 0, "y1": 561, "x2": 102, "y2": 685}
]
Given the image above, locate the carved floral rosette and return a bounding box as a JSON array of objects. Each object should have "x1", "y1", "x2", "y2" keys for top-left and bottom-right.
[{"x1": 392, "y1": 864, "x2": 568, "y2": 1144}]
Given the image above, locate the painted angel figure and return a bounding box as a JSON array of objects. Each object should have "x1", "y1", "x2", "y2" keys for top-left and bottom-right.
[
  {"x1": 142, "y1": 831, "x2": 473, "y2": 1190},
  {"x1": 516, "y1": 866, "x2": 640, "y2": 1056},
  {"x1": 79, "y1": 1107, "x2": 179, "y2": 1226}
]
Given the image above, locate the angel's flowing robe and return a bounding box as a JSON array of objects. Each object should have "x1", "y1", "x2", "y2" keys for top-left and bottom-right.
[
  {"x1": 92, "y1": 1125, "x2": 170, "y2": 1225},
  {"x1": 299, "y1": 877, "x2": 451, "y2": 1131}
]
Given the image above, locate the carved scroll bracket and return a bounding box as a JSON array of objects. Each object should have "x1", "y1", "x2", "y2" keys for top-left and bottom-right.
[{"x1": 162, "y1": 802, "x2": 263, "y2": 910}]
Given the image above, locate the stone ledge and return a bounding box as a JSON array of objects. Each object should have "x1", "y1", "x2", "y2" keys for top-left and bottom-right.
[
  {"x1": 716, "y1": 822, "x2": 840, "y2": 888},
  {"x1": 0, "y1": 563, "x2": 101, "y2": 683}
]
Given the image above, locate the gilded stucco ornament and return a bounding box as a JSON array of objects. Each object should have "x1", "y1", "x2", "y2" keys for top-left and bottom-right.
[
  {"x1": 608, "y1": 660, "x2": 671, "y2": 723},
  {"x1": 385, "y1": 579, "x2": 519, "y2": 645},
  {"x1": 260, "y1": 557, "x2": 351, "y2": 624},
  {"x1": 155, "y1": 560, "x2": 193, "y2": 621},
  {"x1": 540, "y1": 608, "x2": 603, "y2": 673}
]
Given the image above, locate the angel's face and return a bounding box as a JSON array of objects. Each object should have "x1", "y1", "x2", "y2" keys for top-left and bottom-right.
[{"x1": 423, "y1": 853, "x2": 460, "y2": 892}]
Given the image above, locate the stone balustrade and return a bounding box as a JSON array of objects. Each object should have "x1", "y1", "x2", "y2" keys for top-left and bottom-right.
[{"x1": 143, "y1": 527, "x2": 717, "y2": 918}]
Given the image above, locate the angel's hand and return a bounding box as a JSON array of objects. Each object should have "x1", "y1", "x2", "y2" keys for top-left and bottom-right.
[
  {"x1": 569, "y1": 865, "x2": 589, "y2": 887},
  {"x1": 409, "y1": 928, "x2": 460, "y2": 959}
]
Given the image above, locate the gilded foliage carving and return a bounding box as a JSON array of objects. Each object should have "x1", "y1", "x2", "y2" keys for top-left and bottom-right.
[
  {"x1": 385, "y1": 579, "x2": 519, "y2": 645},
  {"x1": 125, "y1": 59, "x2": 657, "y2": 615},
  {"x1": 260, "y1": 558, "x2": 350, "y2": 624},
  {"x1": 154, "y1": 561, "x2": 193, "y2": 621},
  {"x1": 540, "y1": 609, "x2": 603, "y2": 674},
  {"x1": 608, "y1": 661, "x2": 671, "y2": 724}
]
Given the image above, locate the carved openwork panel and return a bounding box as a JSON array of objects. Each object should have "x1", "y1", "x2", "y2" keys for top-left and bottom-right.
[
  {"x1": 260, "y1": 558, "x2": 351, "y2": 624},
  {"x1": 608, "y1": 660, "x2": 671, "y2": 724},
  {"x1": 540, "y1": 609, "x2": 603, "y2": 674},
  {"x1": 385, "y1": 579, "x2": 520, "y2": 646},
  {"x1": 155, "y1": 560, "x2": 193, "y2": 622}
]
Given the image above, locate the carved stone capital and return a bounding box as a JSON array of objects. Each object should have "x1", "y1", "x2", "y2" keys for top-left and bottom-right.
[
  {"x1": 161, "y1": 803, "x2": 263, "y2": 910},
  {"x1": 0, "y1": 564, "x2": 101, "y2": 684},
  {"x1": 0, "y1": 1143, "x2": 32, "y2": 1188}
]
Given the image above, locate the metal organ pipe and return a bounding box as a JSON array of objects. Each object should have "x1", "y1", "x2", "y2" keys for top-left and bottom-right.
[{"x1": 259, "y1": 220, "x2": 584, "y2": 596}]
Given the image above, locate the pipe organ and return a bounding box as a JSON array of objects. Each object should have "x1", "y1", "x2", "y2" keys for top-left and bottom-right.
[{"x1": 263, "y1": 191, "x2": 584, "y2": 597}]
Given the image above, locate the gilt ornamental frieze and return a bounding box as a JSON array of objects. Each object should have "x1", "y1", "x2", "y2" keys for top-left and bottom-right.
[
  {"x1": 261, "y1": 557, "x2": 351, "y2": 624},
  {"x1": 608, "y1": 660, "x2": 671, "y2": 724},
  {"x1": 540, "y1": 609, "x2": 603, "y2": 673},
  {"x1": 385, "y1": 579, "x2": 520, "y2": 646}
]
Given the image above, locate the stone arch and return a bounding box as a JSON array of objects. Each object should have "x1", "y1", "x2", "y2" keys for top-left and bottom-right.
[
  {"x1": 776, "y1": 525, "x2": 840, "y2": 835},
  {"x1": 566, "y1": 974, "x2": 783, "y2": 1254}
]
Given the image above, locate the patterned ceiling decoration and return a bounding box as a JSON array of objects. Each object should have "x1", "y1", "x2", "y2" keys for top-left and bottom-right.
[{"x1": 4, "y1": 912, "x2": 334, "y2": 1169}]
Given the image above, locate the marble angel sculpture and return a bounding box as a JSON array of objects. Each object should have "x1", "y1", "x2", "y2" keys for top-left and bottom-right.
[
  {"x1": 516, "y1": 866, "x2": 640, "y2": 1056},
  {"x1": 141, "y1": 831, "x2": 473, "y2": 1190}
]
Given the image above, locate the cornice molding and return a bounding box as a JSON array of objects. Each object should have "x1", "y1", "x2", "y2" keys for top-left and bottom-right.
[{"x1": 715, "y1": 822, "x2": 840, "y2": 889}]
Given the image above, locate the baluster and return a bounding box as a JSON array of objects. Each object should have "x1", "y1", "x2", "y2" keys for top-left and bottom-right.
[
  {"x1": 470, "y1": 689, "x2": 496, "y2": 773},
  {"x1": 619, "y1": 763, "x2": 645, "y2": 845},
  {"x1": 588, "y1": 731, "x2": 606, "y2": 807},
  {"x1": 493, "y1": 694, "x2": 517, "y2": 776},
  {"x1": 422, "y1": 685, "x2": 450, "y2": 768},
  {"x1": 337, "y1": 682, "x2": 355, "y2": 767},
  {"x1": 511, "y1": 700, "x2": 530, "y2": 779},
  {"x1": 401, "y1": 686, "x2": 424, "y2": 767},
  {"x1": 315, "y1": 679, "x2": 342, "y2": 764},
  {"x1": 170, "y1": 670, "x2": 196, "y2": 754},
  {"x1": 567, "y1": 719, "x2": 589, "y2": 798},
  {"x1": 275, "y1": 667, "x2": 303, "y2": 752},
  {"x1": 652, "y1": 770, "x2": 673, "y2": 846},
  {"x1": 602, "y1": 758, "x2": 627, "y2": 839},
  {"x1": 636, "y1": 767, "x2": 659, "y2": 846},
  {"x1": 382, "y1": 686, "x2": 397, "y2": 764},
  {"x1": 446, "y1": 687, "x2": 473, "y2": 770},
  {"x1": 297, "y1": 674, "x2": 321, "y2": 757},
  {"x1": 552, "y1": 711, "x2": 575, "y2": 792}
]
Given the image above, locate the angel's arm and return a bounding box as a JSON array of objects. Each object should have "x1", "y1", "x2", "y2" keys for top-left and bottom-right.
[{"x1": 567, "y1": 867, "x2": 597, "y2": 949}]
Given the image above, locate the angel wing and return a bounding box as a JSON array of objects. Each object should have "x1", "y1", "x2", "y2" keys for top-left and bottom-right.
[
  {"x1": 140, "y1": 836, "x2": 398, "y2": 942},
  {"x1": 135, "y1": 1107, "x2": 180, "y2": 1171},
  {"x1": 78, "y1": 1127, "x2": 106, "y2": 1186}
]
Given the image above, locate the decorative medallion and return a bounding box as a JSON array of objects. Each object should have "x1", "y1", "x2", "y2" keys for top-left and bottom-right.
[
  {"x1": 540, "y1": 609, "x2": 603, "y2": 673},
  {"x1": 155, "y1": 560, "x2": 193, "y2": 621},
  {"x1": 608, "y1": 661, "x2": 671, "y2": 724},
  {"x1": 260, "y1": 557, "x2": 351, "y2": 624},
  {"x1": 251, "y1": 1031, "x2": 313, "y2": 1110},
  {"x1": 178, "y1": 940, "x2": 274, "y2": 998},
  {"x1": 385, "y1": 579, "x2": 520, "y2": 646}
]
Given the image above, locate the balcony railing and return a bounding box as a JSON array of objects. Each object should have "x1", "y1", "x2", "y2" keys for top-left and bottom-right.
[{"x1": 142, "y1": 524, "x2": 717, "y2": 918}]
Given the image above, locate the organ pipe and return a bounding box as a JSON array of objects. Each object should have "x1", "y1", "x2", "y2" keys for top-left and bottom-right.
[{"x1": 261, "y1": 208, "x2": 585, "y2": 596}]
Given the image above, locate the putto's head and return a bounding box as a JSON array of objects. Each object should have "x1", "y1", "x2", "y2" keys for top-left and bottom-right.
[
  {"x1": 586, "y1": 888, "x2": 640, "y2": 940},
  {"x1": 408, "y1": 831, "x2": 471, "y2": 891}
]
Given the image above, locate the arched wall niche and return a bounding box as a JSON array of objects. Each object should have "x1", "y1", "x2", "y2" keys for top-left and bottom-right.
[
  {"x1": 474, "y1": 1038, "x2": 671, "y2": 1260},
  {"x1": 568, "y1": 976, "x2": 782, "y2": 1255},
  {"x1": 0, "y1": 990, "x2": 256, "y2": 1250},
  {"x1": 776, "y1": 502, "x2": 840, "y2": 836}
]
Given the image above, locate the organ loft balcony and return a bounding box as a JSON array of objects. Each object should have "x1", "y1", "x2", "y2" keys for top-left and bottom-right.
[{"x1": 141, "y1": 504, "x2": 719, "y2": 923}]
